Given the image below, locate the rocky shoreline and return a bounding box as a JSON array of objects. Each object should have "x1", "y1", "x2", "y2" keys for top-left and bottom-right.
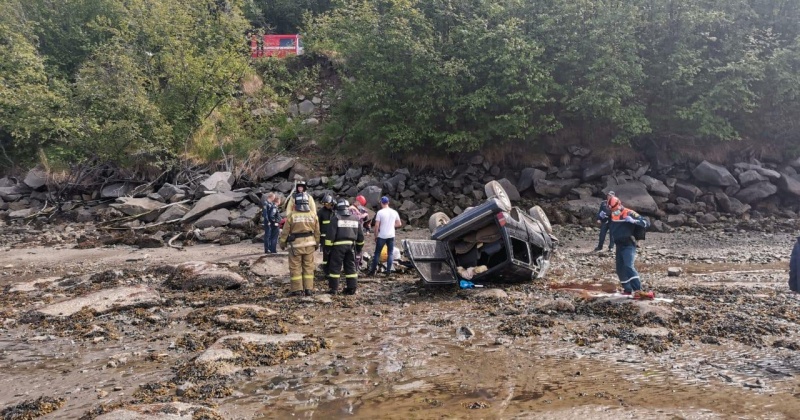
[{"x1": 3, "y1": 150, "x2": 800, "y2": 252}]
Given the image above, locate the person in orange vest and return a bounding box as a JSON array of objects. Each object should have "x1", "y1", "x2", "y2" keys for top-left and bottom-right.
[{"x1": 607, "y1": 196, "x2": 649, "y2": 295}]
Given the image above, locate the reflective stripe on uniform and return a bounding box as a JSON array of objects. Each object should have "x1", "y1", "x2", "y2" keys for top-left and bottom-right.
[
  {"x1": 291, "y1": 276, "x2": 302, "y2": 281},
  {"x1": 355, "y1": 241, "x2": 364, "y2": 246},
  {"x1": 322, "y1": 220, "x2": 331, "y2": 224},
  {"x1": 344, "y1": 274, "x2": 357, "y2": 278},
  {"x1": 328, "y1": 273, "x2": 341, "y2": 279},
  {"x1": 333, "y1": 240, "x2": 354, "y2": 246},
  {"x1": 324, "y1": 240, "x2": 333, "y2": 246}
]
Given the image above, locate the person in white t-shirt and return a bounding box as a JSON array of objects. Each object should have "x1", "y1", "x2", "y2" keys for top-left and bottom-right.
[{"x1": 367, "y1": 196, "x2": 401, "y2": 277}]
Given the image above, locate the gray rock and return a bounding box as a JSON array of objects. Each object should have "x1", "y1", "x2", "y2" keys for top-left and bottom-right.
[
  {"x1": 603, "y1": 181, "x2": 658, "y2": 214},
  {"x1": 738, "y1": 170, "x2": 768, "y2": 187},
  {"x1": 639, "y1": 175, "x2": 671, "y2": 197},
  {"x1": 735, "y1": 181, "x2": 777, "y2": 204},
  {"x1": 667, "y1": 267, "x2": 682, "y2": 277},
  {"x1": 36, "y1": 285, "x2": 160, "y2": 317},
  {"x1": 755, "y1": 167, "x2": 781, "y2": 180},
  {"x1": 699, "y1": 213, "x2": 717, "y2": 224},
  {"x1": 156, "y1": 205, "x2": 189, "y2": 223},
  {"x1": 692, "y1": 160, "x2": 738, "y2": 187},
  {"x1": 430, "y1": 186, "x2": 445, "y2": 202},
  {"x1": 345, "y1": 167, "x2": 363, "y2": 180},
  {"x1": 275, "y1": 180, "x2": 295, "y2": 194},
  {"x1": 170, "y1": 261, "x2": 246, "y2": 291},
  {"x1": 470, "y1": 155, "x2": 485, "y2": 165},
  {"x1": 568, "y1": 145, "x2": 592, "y2": 157},
  {"x1": 472, "y1": 288, "x2": 508, "y2": 300},
  {"x1": 200, "y1": 172, "x2": 234, "y2": 193},
  {"x1": 110, "y1": 197, "x2": 163, "y2": 222},
  {"x1": 302, "y1": 117, "x2": 319, "y2": 125},
  {"x1": 777, "y1": 174, "x2": 800, "y2": 197},
  {"x1": 95, "y1": 402, "x2": 220, "y2": 420},
  {"x1": 181, "y1": 192, "x2": 245, "y2": 222},
  {"x1": 674, "y1": 182, "x2": 702, "y2": 202},
  {"x1": 497, "y1": 178, "x2": 520, "y2": 201},
  {"x1": 518, "y1": 168, "x2": 546, "y2": 193},
  {"x1": 406, "y1": 207, "x2": 428, "y2": 222},
  {"x1": 564, "y1": 198, "x2": 602, "y2": 218},
  {"x1": 101, "y1": 182, "x2": 137, "y2": 198},
  {"x1": 582, "y1": 159, "x2": 614, "y2": 182},
  {"x1": 298, "y1": 100, "x2": 315, "y2": 115},
  {"x1": 358, "y1": 185, "x2": 383, "y2": 207},
  {"x1": 0, "y1": 186, "x2": 25, "y2": 201},
  {"x1": 534, "y1": 178, "x2": 581, "y2": 197},
  {"x1": 8, "y1": 208, "x2": 34, "y2": 219},
  {"x1": 666, "y1": 214, "x2": 687, "y2": 227},
  {"x1": 456, "y1": 326, "x2": 475, "y2": 340},
  {"x1": 399, "y1": 200, "x2": 418, "y2": 212},
  {"x1": 0, "y1": 177, "x2": 14, "y2": 188},
  {"x1": 76, "y1": 208, "x2": 95, "y2": 222},
  {"x1": 714, "y1": 192, "x2": 732, "y2": 213},
  {"x1": 263, "y1": 156, "x2": 296, "y2": 179},
  {"x1": 194, "y1": 208, "x2": 231, "y2": 228},
  {"x1": 728, "y1": 197, "x2": 751, "y2": 216},
  {"x1": 288, "y1": 103, "x2": 299, "y2": 117},
  {"x1": 536, "y1": 298, "x2": 576, "y2": 313},
  {"x1": 23, "y1": 167, "x2": 48, "y2": 190}
]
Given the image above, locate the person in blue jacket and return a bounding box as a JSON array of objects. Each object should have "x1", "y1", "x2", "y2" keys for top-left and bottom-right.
[
  {"x1": 608, "y1": 196, "x2": 649, "y2": 294},
  {"x1": 594, "y1": 191, "x2": 615, "y2": 252},
  {"x1": 790, "y1": 237, "x2": 800, "y2": 292}
]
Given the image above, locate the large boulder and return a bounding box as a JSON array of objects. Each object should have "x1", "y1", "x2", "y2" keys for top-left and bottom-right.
[
  {"x1": 22, "y1": 167, "x2": 48, "y2": 190},
  {"x1": 517, "y1": 168, "x2": 547, "y2": 193},
  {"x1": 262, "y1": 156, "x2": 296, "y2": 179},
  {"x1": 639, "y1": 175, "x2": 670, "y2": 197},
  {"x1": 735, "y1": 181, "x2": 777, "y2": 204},
  {"x1": 157, "y1": 183, "x2": 183, "y2": 201},
  {"x1": 194, "y1": 208, "x2": 231, "y2": 228},
  {"x1": 383, "y1": 174, "x2": 407, "y2": 197},
  {"x1": 692, "y1": 160, "x2": 738, "y2": 187},
  {"x1": 110, "y1": 197, "x2": 163, "y2": 222},
  {"x1": 345, "y1": 167, "x2": 363, "y2": 180},
  {"x1": 777, "y1": 174, "x2": 800, "y2": 198},
  {"x1": 674, "y1": 182, "x2": 703, "y2": 202},
  {"x1": 181, "y1": 192, "x2": 246, "y2": 222},
  {"x1": 728, "y1": 197, "x2": 751, "y2": 216},
  {"x1": 582, "y1": 159, "x2": 614, "y2": 182},
  {"x1": 738, "y1": 170, "x2": 768, "y2": 187},
  {"x1": 101, "y1": 182, "x2": 137, "y2": 198},
  {"x1": 298, "y1": 99, "x2": 315, "y2": 115},
  {"x1": 196, "y1": 332, "x2": 308, "y2": 366},
  {"x1": 200, "y1": 172, "x2": 234, "y2": 192},
  {"x1": 157, "y1": 204, "x2": 189, "y2": 223},
  {"x1": 168, "y1": 261, "x2": 246, "y2": 291},
  {"x1": 714, "y1": 192, "x2": 732, "y2": 213},
  {"x1": 35, "y1": 285, "x2": 160, "y2": 317},
  {"x1": 564, "y1": 198, "x2": 601, "y2": 218},
  {"x1": 497, "y1": 178, "x2": 521, "y2": 201},
  {"x1": 603, "y1": 181, "x2": 658, "y2": 214},
  {"x1": 357, "y1": 185, "x2": 383, "y2": 207},
  {"x1": 534, "y1": 179, "x2": 580, "y2": 197}
]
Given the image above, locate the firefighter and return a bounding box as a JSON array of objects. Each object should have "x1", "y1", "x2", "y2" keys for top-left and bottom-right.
[
  {"x1": 326, "y1": 199, "x2": 365, "y2": 295},
  {"x1": 284, "y1": 181, "x2": 317, "y2": 217},
  {"x1": 317, "y1": 194, "x2": 336, "y2": 276},
  {"x1": 279, "y1": 192, "x2": 320, "y2": 296}
]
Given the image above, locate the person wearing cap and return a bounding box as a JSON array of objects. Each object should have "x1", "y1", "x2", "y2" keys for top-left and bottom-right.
[
  {"x1": 279, "y1": 192, "x2": 320, "y2": 297},
  {"x1": 594, "y1": 191, "x2": 616, "y2": 252},
  {"x1": 284, "y1": 180, "x2": 316, "y2": 218},
  {"x1": 608, "y1": 196, "x2": 649, "y2": 295},
  {"x1": 367, "y1": 196, "x2": 401, "y2": 277},
  {"x1": 262, "y1": 192, "x2": 281, "y2": 254}
]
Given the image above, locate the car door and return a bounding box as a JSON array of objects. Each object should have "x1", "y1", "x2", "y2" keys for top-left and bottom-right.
[{"x1": 402, "y1": 239, "x2": 458, "y2": 285}]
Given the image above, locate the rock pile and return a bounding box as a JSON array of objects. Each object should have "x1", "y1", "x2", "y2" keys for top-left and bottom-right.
[{"x1": 3, "y1": 147, "x2": 800, "y2": 247}]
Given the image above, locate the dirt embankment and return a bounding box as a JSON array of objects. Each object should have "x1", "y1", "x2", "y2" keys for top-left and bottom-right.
[{"x1": 1, "y1": 224, "x2": 799, "y2": 419}]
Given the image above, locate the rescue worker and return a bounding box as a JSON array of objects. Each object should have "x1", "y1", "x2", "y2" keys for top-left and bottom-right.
[
  {"x1": 279, "y1": 192, "x2": 320, "y2": 296},
  {"x1": 284, "y1": 181, "x2": 317, "y2": 217},
  {"x1": 326, "y1": 198, "x2": 365, "y2": 295},
  {"x1": 317, "y1": 194, "x2": 336, "y2": 277},
  {"x1": 607, "y1": 196, "x2": 650, "y2": 295}
]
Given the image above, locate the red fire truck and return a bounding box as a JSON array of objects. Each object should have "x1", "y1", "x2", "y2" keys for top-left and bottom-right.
[{"x1": 250, "y1": 34, "x2": 304, "y2": 58}]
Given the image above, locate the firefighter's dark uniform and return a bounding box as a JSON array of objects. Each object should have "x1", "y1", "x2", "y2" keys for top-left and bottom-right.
[
  {"x1": 326, "y1": 206, "x2": 365, "y2": 295},
  {"x1": 279, "y1": 197, "x2": 320, "y2": 294},
  {"x1": 317, "y1": 205, "x2": 335, "y2": 276}
]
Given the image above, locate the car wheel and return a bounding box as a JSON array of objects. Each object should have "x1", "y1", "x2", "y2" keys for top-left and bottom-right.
[
  {"x1": 428, "y1": 212, "x2": 451, "y2": 234},
  {"x1": 528, "y1": 205, "x2": 553, "y2": 234},
  {"x1": 484, "y1": 181, "x2": 511, "y2": 211}
]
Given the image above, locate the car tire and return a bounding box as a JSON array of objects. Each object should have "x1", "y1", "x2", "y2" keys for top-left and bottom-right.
[
  {"x1": 428, "y1": 212, "x2": 451, "y2": 234},
  {"x1": 528, "y1": 205, "x2": 553, "y2": 234},
  {"x1": 484, "y1": 181, "x2": 511, "y2": 211}
]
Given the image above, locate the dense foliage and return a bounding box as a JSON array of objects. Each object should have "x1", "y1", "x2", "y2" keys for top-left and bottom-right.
[{"x1": 1, "y1": 0, "x2": 799, "y2": 170}]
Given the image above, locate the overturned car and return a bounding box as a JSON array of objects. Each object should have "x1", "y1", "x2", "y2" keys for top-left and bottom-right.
[{"x1": 403, "y1": 181, "x2": 557, "y2": 285}]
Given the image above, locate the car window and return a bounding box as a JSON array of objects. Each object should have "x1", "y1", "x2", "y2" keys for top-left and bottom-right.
[
  {"x1": 279, "y1": 38, "x2": 296, "y2": 47},
  {"x1": 511, "y1": 237, "x2": 530, "y2": 264}
]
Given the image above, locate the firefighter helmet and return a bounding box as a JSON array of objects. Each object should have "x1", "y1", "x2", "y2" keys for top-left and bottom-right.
[{"x1": 335, "y1": 198, "x2": 350, "y2": 216}]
